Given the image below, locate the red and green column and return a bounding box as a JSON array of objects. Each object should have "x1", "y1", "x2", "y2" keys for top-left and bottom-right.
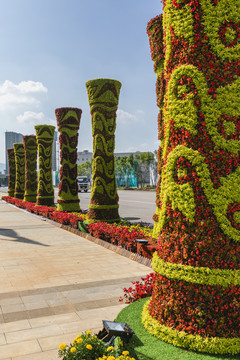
[
  {"x1": 23, "y1": 135, "x2": 38, "y2": 203},
  {"x1": 35, "y1": 125, "x2": 55, "y2": 207},
  {"x1": 143, "y1": 0, "x2": 240, "y2": 355},
  {"x1": 86, "y1": 78, "x2": 121, "y2": 222},
  {"x1": 7, "y1": 148, "x2": 16, "y2": 197},
  {"x1": 55, "y1": 107, "x2": 82, "y2": 212},
  {"x1": 13, "y1": 143, "x2": 25, "y2": 199}
]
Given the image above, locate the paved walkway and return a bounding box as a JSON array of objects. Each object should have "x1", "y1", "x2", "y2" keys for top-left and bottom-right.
[{"x1": 0, "y1": 196, "x2": 150, "y2": 360}]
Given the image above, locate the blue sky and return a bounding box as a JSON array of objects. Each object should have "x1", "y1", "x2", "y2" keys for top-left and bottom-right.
[{"x1": 0, "y1": 0, "x2": 163, "y2": 165}]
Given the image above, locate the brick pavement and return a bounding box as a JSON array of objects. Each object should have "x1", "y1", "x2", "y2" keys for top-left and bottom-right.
[{"x1": 0, "y1": 197, "x2": 150, "y2": 359}]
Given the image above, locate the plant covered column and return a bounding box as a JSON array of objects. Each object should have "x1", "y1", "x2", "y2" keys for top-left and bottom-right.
[
  {"x1": 55, "y1": 107, "x2": 82, "y2": 212},
  {"x1": 86, "y1": 78, "x2": 121, "y2": 222},
  {"x1": 143, "y1": 0, "x2": 240, "y2": 355},
  {"x1": 147, "y1": 14, "x2": 164, "y2": 231},
  {"x1": 35, "y1": 125, "x2": 55, "y2": 207},
  {"x1": 7, "y1": 148, "x2": 16, "y2": 197},
  {"x1": 13, "y1": 143, "x2": 25, "y2": 199},
  {"x1": 23, "y1": 135, "x2": 38, "y2": 203}
]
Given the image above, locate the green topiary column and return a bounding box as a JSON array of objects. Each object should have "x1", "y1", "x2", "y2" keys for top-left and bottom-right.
[
  {"x1": 23, "y1": 135, "x2": 38, "y2": 203},
  {"x1": 146, "y1": 14, "x2": 164, "y2": 232},
  {"x1": 35, "y1": 125, "x2": 55, "y2": 206},
  {"x1": 7, "y1": 148, "x2": 16, "y2": 197},
  {"x1": 143, "y1": 0, "x2": 240, "y2": 355},
  {"x1": 13, "y1": 143, "x2": 25, "y2": 199},
  {"x1": 55, "y1": 107, "x2": 82, "y2": 212},
  {"x1": 86, "y1": 78, "x2": 121, "y2": 222}
]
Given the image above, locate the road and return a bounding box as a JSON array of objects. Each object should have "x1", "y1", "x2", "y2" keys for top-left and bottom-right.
[
  {"x1": 1, "y1": 187, "x2": 156, "y2": 225},
  {"x1": 76, "y1": 189, "x2": 156, "y2": 225}
]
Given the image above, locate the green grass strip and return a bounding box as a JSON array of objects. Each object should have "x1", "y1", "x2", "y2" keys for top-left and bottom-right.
[{"x1": 115, "y1": 298, "x2": 240, "y2": 360}]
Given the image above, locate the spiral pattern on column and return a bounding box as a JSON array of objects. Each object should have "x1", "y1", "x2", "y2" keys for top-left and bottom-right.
[
  {"x1": 7, "y1": 148, "x2": 16, "y2": 197},
  {"x1": 55, "y1": 107, "x2": 82, "y2": 212},
  {"x1": 86, "y1": 78, "x2": 121, "y2": 222},
  {"x1": 13, "y1": 143, "x2": 25, "y2": 199},
  {"x1": 35, "y1": 125, "x2": 55, "y2": 206},
  {"x1": 23, "y1": 135, "x2": 38, "y2": 203},
  {"x1": 143, "y1": 0, "x2": 240, "y2": 355}
]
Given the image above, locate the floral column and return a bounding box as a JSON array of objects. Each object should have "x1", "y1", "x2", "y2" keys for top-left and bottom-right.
[
  {"x1": 23, "y1": 135, "x2": 38, "y2": 203},
  {"x1": 7, "y1": 148, "x2": 16, "y2": 197},
  {"x1": 86, "y1": 78, "x2": 121, "y2": 222},
  {"x1": 55, "y1": 107, "x2": 82, "y2": 212},
  {"x1": 146, "y1": 14, "x2": 164, "y2": 234},
  {"x1": 13, "y1": 143, "x2": 25, "y2": 199},
  {"x1": 35, "y1": 125, "x2": 55, "y2": 207},
  {"x1": 143, "y1": 0, "x2": 240, "y2": 355}
]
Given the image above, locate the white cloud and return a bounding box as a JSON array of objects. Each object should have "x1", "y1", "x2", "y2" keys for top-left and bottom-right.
[
  {"x1": 136, "y1": 109, "x2": 144, "y2": 115},
  {"x1": 117, "y1": 109, "x2": 142, "y2": 124},
  {"x1": 17, "y1": 111, "x2": 56, "y2": 128},
  {"x1": 17, "y1": 111, "x2": 45, "y2": 124},
  {"x1": 0, "y1": 80, "x2": 47, "y2": 94},
  {"x1": 0, "y1": 80, "x2": 48, "y2": 111}
]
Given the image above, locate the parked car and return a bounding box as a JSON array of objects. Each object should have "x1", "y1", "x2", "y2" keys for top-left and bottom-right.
[{"x1": 77, "y1": 176, "x2": 89, "y2": 192}]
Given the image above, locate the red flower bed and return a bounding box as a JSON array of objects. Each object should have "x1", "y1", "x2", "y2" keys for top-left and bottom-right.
[
  {"x1": 87, "y1": 222, "x2": 147, "y2": 251},
  {"x1": 2, "y1": 196, "x2": 84, "y2": 229},
  {"x1": 119, "y1": 273, "x2": 154, "y2": 304},
  {"x1": 3, "y1": 196, "x2": 153, "y2": 257},
  {"x1": 149, "y1": 274, "x2": 240, "y2": 338}
]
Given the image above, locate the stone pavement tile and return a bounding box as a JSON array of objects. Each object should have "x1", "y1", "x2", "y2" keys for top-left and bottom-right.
[
  {"x1": 0, "y1": 297, "x2": 23, "y2": 306},
  {"x1": 12, "y1": 349, "x2": 57, "y2": 360},
  {"x1": 21, "y1": 295, "x2": 45, "y2": 303},
  {"x1": 45, "y1": 297, "x2": 67, "y2": 307},
  {"x1": 5, "y1": 324, "x2": 64, "y2": 344},
  {"x1": 58, "y1": 318, "x2": 103, "y2": 334},
  {"x1": 29, "y1": 312, "x2": 80, "y2": 328},
  {"x1": 52, "y1": 304, "x2": 75, "y2": 316},
  {"x1": 0, "y1": 339, "x2": 41, "y2": 360},
  {"x1": 23, "y1": 301, "x2": 49, "y2": 311},
  {"x1": 3, "y1": 311, "x2": 28, "y2": 323},
  {"x1": 27, "y1": 307, "x2": 55, "y2": 319},
  {"x1": 0, "y1": 320, "x2": 31, "y2": 334},
  {"x1": 77, "y1": 303, "x2": 127, "y2": 321},
  {"x1": 38, "y1": 331, "x2": 79, "y2": 351},
  {"x1": 0, "y1": 333, "x2": 6, "y2": 345},
  {"x1": 1, "y1": 304, "x2": 26, "y2": 314}
]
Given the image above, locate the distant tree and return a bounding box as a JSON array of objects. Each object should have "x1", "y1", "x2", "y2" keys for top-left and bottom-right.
[
  {"x1": 115, "y1": 156, "x2": 128, "y2": 186},
  {"x1": 150, "y1": 150, "x2": 158, "y2": 186},
  {"x1": 135, "y1": 152, "x2": 154, "y2": 188},
  {"x1": 77, "y1": 161, "x2": 92, "y2": 180},
  {"x1": 126, "y1": 153, "x2": 138, "y2": 187}
]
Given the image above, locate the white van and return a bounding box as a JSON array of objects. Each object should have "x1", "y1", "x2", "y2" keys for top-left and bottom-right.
[{"x1": 77, "y1": 176, "x2": 89, "y2": 192}]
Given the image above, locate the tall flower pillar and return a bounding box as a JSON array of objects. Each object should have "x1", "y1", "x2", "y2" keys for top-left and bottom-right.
[
  {"x1": 86, "y1": 78, "x2": 121, "y2": 222},
  {"x1": 55, "y1": 107, "x2": 82, "y2": 212},
  {"x1": 146, "y1": 15, "x2": 164, "y2": 235},
  {"x1": 143, "y1": 0, "x2": 240, "y2": 355},
  {"x1": 35, "y1": 125, "x2": 55, "y2": 207},
  {"x1": 7, "y1": 149, "x2": 16, "y2": 197},
  {"x1": 13, "y1": 143, "x2": 25, "y2": 199},
  {"x1": 23, "y1": 135, "x2": 38, "y2": 203}
]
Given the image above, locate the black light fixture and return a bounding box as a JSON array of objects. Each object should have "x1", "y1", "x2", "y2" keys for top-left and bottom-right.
[
  {"x1": 97, "y1": 320, "x2": 135, "y2": 346},
  {"x1": 136, "y1": 239, "x2": 148, "y2": 256},
  {"x1": 136, "y1": 239, "x2": 148, "y2": 245}
]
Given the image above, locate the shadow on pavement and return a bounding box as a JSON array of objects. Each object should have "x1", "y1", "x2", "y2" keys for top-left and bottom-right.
[{"x1": 0, "y1": 228, "x2": 49, "y2": 247}]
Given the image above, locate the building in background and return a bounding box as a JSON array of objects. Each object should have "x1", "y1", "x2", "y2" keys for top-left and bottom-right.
[
  {"x1": 77, "y1": 150, "x2": 93, "y2": 165},
  {"x1": 5, "y1": 131, "x2": 23, "y2": 174},
  {"x1": 77, "y1": 150, "x2": 154, "y2": 187}
]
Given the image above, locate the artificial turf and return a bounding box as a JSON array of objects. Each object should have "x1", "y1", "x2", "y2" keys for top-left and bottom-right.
[{"x1": 115, "y1": 297, "x2": 240, "y2": 360}]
